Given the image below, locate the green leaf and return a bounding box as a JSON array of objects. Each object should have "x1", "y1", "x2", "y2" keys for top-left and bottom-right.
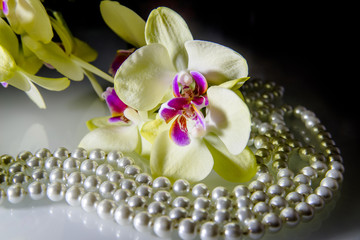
[
  {"x1": 204, "y1": 134, "x2": 257, "y2": 183},
  {"x1": 185, "y1": 40, "x2": 248, "y2": 85},
  {"x1": 79, "y1": 125, "x2": 141, "y2": 153},
  {"x1": 100, "y1": 0, "x2": 146, "y2": 48},
  {"x1": 206, "y1": 86, "x2": 251, "y2": 155},
  {"x1": 145, "y1": 7, "x2": 193, "y2": 71},
  {"x1": 114, "y1": 43, "x2": 177, "y2": 111},
  {"x1": 0, "y1": 45, "x2": 17, "y2": 82},
  {"x1": 150, "y1": 130, "x2": 213, "y2": 183}
]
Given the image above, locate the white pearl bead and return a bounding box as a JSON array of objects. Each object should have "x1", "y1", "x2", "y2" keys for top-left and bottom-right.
[
  {"x1": 262, "y1": 212, "x2": 282, "y2": 232},
  {"x1": 81, "y1": 192, "x2": 100, "y2": 212},
  {"x1": 106, "y1": 150, "x2": 123, "y2": 165},
  {"x1": 117, "y1": 157, "x2": 134, "y2": 169},
  {"x1": 211, "y1": 186, "x2": 229, "y2": 201},
  {"x1": 44, "y1": 157, "x2": 62, "y2": 171},
  {"x1": 107, "y1": 171, "x2": 124, "y2": 184},
  {"x1": 153, "y1": 216, "x2": 173, "y2": 238},
  {"x1": 147, "y1": 201, "x2": 166, "y2": 215},
  {"x1": 153, "y1": 176, "x2": 171, "y2": 190},
  {"x1": 192, "y1": 183, "x2": 209, "y2": 198},
  {"x1": 253, "y1": 202, "x2": 271, "y2": 216},
  {"x1": 153, "y1": 190, "x2": 172, "y2": 204},
  {"x1": 172, "y1": 196, "x2": 191, "y2": 209},
  {"x1": 49, "y1": 168, "x2": 67, "y2": 183},
  {"x1": 63, "y1": 157, "x2": 80, "y2": 173},
  {"x1": 306, "y1": 194, "x2": 325, "y2": 210},
  {"x1": 80, "y1": 159, "x2": 98, "y2": 174},
  {"x1": 192, "y1": 209, "x2": 208, "y2": 222},
  {"x1": 214, "y1": 209, "x2": 230, "y2": 223},
  {"x1": 173, "y1": 179, "x2": 190, "y2": 195},
  {"x1": 35, "y1": 148, "x2": 51, "y2": 159},
  {"x1": 67, "y1": 171, "x2": 86, "y2": 186},
  {"x1": 169, "y1": 207, "x2": 187, "y2": 221},
  {"x1": 28, "y1": 181, "x2": 46, "y2": 200},
  {"x1": 250, "y1": 191, "x2": 268, "y2": 203},
  {"x1": 320, "y1": 177, "x2": 339, "y2": 191},
  {"x1": 133, "y1": 211, "x2": 152, "y2": 232},
  {"x1": 295, "y1": 202, "x2": 314, "y2": 221},
  {"x1": 127, "y1": 195, "x2": 146, "y2": 208},
  {"x1": 178, "y1": 218, "x2": 197, "y2": 240},
  {"x1": 97, "y1": 199, "x2": 116, "y2": 220},
  {"x1": 135, "y1": 184, "x2": 153, "y2": 198},
  {"x1": 223, "y1": 222, "x2": 242, "y2": 240},
  {"x1": 31, "y1": 169, "x2": 48, "y2": 182},
  {"x1": 326, "y1": 169, "x2": 343, "y2": 182},
  {"x1": 84, "y1": 175, "x2": 102, "y2": 192},
  {"x1": 47, "y1": 182, "x2": 66, "y2": 202},
  {"x1": 114, "y1": 204, "x2": 134, "y2": 225},
  {"x1": 7, "y1": 184, "x2": 25, "y2": 204},
  {"x1": 280, "y1": 207, "x2": 300, "y2": 227},
  {"x1": 120, "y1": 179, "x2": 137, "y2": 192},
  {"x1": 267, "y1": 184, "x2": 285, "y2": 197},
  {"x1": 99, "y1": 181, "x2": 117, "y2": 198},
  {"x1": 194, "y1": 197, "x2": 211, "y2": 210},
  {"x1": 236, "y1": 207, "x2": 254, "y2": 223},
  {"x1": 89, "y1": 149, "x2": 106, "y2": 162},
  {"x1": 200, "y1": 221, "x2": 219, "y2": 240},
  {"x1": 53, "y1": 147, "x2": 70, "y2": 159},
  {"x1": 295, "y1": 184, "x2": 313, "y2": 197},
  {"x1": 113, "y1": 189, "x2": 131, "y2": 203},
  {"x1": 246, "y1": 218, "x2": 264, "y2": 240},
  {"x1": 135, "y1": 173, "x2": 153, "y2": 185},
  {"x1": 315, "y1": 186, "x2": 333, "y2": 201},
  {"x1": 235, "y1": 196, "x2": 253, "y2": 209},
  {"x1": 269, "y1": 196, "x2": 288, "y2": 210},
  {"x1": 71, "y1": 147, "x2": 88, "y2": 159},
  {"x1": 215, "y1": 196, "x2": 232, "y2": 210},
  {"x1": 96, "y1": 164, "x2": 113, "y2": 177},
  {"x1": 65, "y1": 185, "x2": 84, "y2": 207},
  {"x1": 124, "y1": 165, "x2": 141, "y2": 178}
]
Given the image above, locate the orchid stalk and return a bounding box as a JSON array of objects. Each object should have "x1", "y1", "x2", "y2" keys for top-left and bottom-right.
[{"x1": 81, "y1": 4, "x2": 257, "y2": 183}]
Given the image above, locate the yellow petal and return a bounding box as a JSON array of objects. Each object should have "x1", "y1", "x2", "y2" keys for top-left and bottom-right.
[
  {"x1": 150, "y1": 130, "x2": 213, "y2": 183},
  {"x1": 0, "y1": 45, "x2": 17, "y2": 82},
  {"x1": 100, "y1": 0, "x2": 146, "y2": 47},
  {"x1": 204, "y1": 134, "x2": 257, "y2": 183}
]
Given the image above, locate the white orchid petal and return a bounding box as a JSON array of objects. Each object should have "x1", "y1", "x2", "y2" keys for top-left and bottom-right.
[
  {"x1": 100, "y1": 0, "x2": 146, "y2": 47},
  {"x1": 185, "y1": 40, "x2": 248, "y2": 84},
  {"x1": 25, "y1": 80, "x2": 46, "y2": 109},
  {"x1": 79, "y1": 125, "x2": 141, "y2": 153},
  {"x1": 206, "y1": 86, "x2": 251, "y2": 155},
  {"x1": 114, "y1": 43, "x2": 177, "y2": 111},
  {"x1": 145, "y1": 7, "x2": 193, "y2": 71},
  {"x1": 150, "y1": 130, "x2": 213, "y2": 182}
]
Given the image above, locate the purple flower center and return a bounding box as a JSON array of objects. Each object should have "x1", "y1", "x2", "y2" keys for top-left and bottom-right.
[
  {"x1": 1, "y1": 0, "x2": 9, "y2": 15},
  {"x1": 159, "y1": 71, "x2": 208, "y2": 146}
]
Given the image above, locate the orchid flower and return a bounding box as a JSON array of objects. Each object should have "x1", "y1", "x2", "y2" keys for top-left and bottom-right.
[
  {"x1": 21, "y1": 11, "x2": 113, "y2": 97},
  {"x1": 113, "y1": 7, "x2": 256, "y2": 182},
  {"x1": 0, "y1": 17, "x2": 69, "y2": 108},
  {"x1": 1, "y1": 0, "x2": 53, "y2": 43},
  {"x1": 78, "y1": 87, "x2": 150, "y2": 155}
]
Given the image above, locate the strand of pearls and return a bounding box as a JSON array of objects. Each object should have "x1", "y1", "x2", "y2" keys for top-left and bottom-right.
[{"x1": 0, "y1": 80, "x2": 344, "y2": 240}]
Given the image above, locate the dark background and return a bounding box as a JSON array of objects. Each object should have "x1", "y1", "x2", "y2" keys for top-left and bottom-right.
[{"x1": 43, "y1": 0, "x2": 359, "y2": 239}]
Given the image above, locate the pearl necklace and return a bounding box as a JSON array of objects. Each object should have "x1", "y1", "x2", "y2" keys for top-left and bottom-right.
[{"x1": 0, "y1": 80, "x2": 344, "y2": 239}]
